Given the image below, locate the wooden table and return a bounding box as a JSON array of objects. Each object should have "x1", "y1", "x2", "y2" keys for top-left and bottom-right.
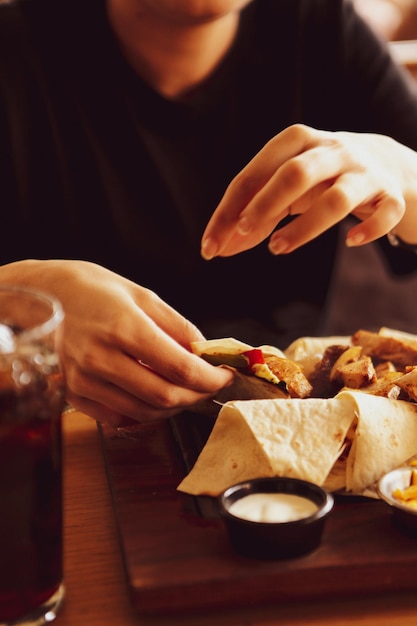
[{"x1": 57, "y1": 410, "x2": 417, "y2": 626}]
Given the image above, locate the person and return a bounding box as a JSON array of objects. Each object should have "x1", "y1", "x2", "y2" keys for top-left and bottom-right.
[{"x1": 1, "y1": 0, "x2": 417, "y2": 427}]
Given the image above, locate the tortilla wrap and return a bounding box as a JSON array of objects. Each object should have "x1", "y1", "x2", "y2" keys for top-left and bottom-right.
[
  {"x1": 180, "y1": 332, "x2": 417, "y2": 497},
  {"x1": 191, "y1": 337, "x2": 286, "y2": 360},
  {"x1": 190, "y1": 338, "x2": 291, "y2": 417},
  {"x1": 284, "y1": 335, "x2": 351, "y2": 377},
  {"x1": 178, "y1": 391, "x2": 417, "y2": 497},
  {"x1": 177, "y1": 395, "x2": 355, "y2": 497},
  {"x1": 338, "y1": 390, "x2": 417, "y2": 493}
]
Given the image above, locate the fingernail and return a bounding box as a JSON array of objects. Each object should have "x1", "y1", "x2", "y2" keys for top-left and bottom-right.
[
  {"x1": 237, "y1": 215, "x2": 253, "y2": 235},
  {"x1": 268, "y1": 236, "x2": 289, "y2": 255},
  {"x1": 201, "y1": 237, "x2": 218, "y2": 260},
  {"x1": 346, "y1": 232, "x2": 365, "y2": 247}
]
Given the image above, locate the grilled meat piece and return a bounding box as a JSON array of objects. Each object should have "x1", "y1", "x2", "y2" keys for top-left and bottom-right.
[
  {"x1": 264, "y1": 355, "x2": 313, "y2": 398},
  {"x1": 308, "y1": 345, "x2": 350, "y2": 398}
]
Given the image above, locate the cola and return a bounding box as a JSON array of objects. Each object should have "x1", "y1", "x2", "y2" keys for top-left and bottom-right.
[{"x1": 0, "y1": 342, "x2": 65, "y2": 623}]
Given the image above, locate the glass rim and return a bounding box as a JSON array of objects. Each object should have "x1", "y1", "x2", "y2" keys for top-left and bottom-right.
[{"x1": 0, "y1": 285, "x2": 64, "y2": 341}]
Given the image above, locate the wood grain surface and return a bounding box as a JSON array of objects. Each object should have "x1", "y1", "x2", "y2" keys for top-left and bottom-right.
[
  {"x1": 99, "y1": 411, "x2": 417, "y2": 616},
  {"x1": 59, "y1": 410, "x2": 417, "y2": 626}
]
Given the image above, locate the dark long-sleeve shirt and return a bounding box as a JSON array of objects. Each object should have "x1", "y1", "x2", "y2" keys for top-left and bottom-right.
[{"x1": 1, "y1": 0, "x2": 417, "y2": 345}]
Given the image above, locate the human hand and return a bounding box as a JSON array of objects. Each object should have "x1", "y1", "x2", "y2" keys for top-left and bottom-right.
[
  {"x1": 201, "y1": 124, "x2": 417, "y2": 258},
  {"x1": 2, "y1": 260, "x2": 233, "y2": 426}
]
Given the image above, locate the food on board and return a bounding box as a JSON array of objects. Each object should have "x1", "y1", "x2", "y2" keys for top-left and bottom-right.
[
  {"x1": 179, "y1": 328, "x2": 417, "y2": 497},
  {"x1": 352, "y1": 328, "x2": 417, "y2": 368},
  {"x1": 177, "y1": 394, "x2": 355, "y2": 496},
  {"x1": 177, "y1": 391, "x2": 417, "y2": 496},
  {"x1": 195, "y1": 328, "x2": 417, "y2": 406},
  {"x1": 191, "y1": 338, "x2": 312, "y2": 401}
]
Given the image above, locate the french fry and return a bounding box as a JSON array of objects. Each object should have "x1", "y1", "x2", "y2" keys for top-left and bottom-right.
[{"x1": 392, "y1": 469, "x2": 417, "y2": 507}]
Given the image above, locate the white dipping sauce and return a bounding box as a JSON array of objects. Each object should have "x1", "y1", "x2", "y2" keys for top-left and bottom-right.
[{"x1": 228, "y1": 493, "x2": 318, "y2": 523}]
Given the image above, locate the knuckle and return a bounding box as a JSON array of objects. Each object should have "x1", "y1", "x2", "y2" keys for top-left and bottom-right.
[
  {"x1": 378, "y1": 193, "x2": 406, "y2": 225},
  {"x1": 151, "y1": 383, "x2": 184, "y2": 410},
  {"x1": 138, "y1": 286, "x2": 163, "y2": 310},
  {"x1": 67, "y1": 344, "x2": 111, "y2": 385},
  {"x1": 231, "y1": 170, "x2": 260, "y2": 200},
  {"x1": 285, "y1": 123, "x2": 310, "y2": 141},
  {"x1": 281, "y1": 159, "x2": 310, "y2": 189},
  {"x1": 390, "y1": 195, "x2": 406, "y2": 216},
  {"x1": 321, "y1": 187, "x2": 351, "y2": 215}
]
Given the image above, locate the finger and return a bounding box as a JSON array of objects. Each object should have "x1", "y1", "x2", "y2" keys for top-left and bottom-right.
[
  {"x1": 206, "y1": 215, "x2": 280, "y2": 257},
  {"x1": 267, "y1": 174, "x2": 363, "y2": 252},
  {"x1": 93, "y1": 289, "x2": 234, "y2": 392},
  {"x1": 66, "y1": 350, "x2": 232, "y2": 418},
  {"x1": 204, "y1": 138, "x2": 349, "y2": 258},
  {"x1": 116, "y1": 359, "x2": 231, "y2": 410},
  {"x1": 209, "y1": 181, "x2": 335, "y2": 257},
  {"x1": 201, "y1": 125, "x2": 322, "y2": 259},
  {"x1": 68, "y1": 374, "x2": 216, "y2": 423},
  {"x1": 133, "y1": 288, "x2": 206, "y2": 349},
  {"x1": 217, "y1": 149, "x2": 342, "y2": 257},
  {"x1": 347, "y1": 192, "x2": 406, "y2": 246},
  {"x1": 268, "y1": 176, "x2": 404, "y2": 254},
  {"x1": 121, "y1": 320, "x2": 235, "y2": 393}
]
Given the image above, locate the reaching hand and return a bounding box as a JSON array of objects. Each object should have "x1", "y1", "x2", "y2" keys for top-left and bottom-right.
[{"x1": 201, "y1": 124, "x2": 417, "y2": 259}]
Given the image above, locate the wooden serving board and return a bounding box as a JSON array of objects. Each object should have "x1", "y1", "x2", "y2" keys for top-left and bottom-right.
[{"x1": 99, "y1": 412, "x2": 417, "y2": 616}]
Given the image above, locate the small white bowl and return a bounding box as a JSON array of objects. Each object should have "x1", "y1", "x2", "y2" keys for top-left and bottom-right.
[{"x1": 377, "y1": 466, "x2": 417, "y2": 536}]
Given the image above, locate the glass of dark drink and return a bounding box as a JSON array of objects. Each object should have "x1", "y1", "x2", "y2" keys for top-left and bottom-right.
[{"x1": 0, "y1": 287, "x2": 65, "y2": 626}]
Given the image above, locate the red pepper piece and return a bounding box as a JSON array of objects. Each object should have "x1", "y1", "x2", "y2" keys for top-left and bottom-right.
[{"x1": 242, "y1": 348, "x2": 265, "y2": 372}]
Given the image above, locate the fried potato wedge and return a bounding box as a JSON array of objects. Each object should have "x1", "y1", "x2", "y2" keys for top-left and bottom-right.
[{"x1": 352, "y1": 329, "x2": 417, "y2": 368}]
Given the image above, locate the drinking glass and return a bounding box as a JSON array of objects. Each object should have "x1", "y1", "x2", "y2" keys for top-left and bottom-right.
[{"x1": 0, "y1": 287, "x2": 65, "y2": 626}]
